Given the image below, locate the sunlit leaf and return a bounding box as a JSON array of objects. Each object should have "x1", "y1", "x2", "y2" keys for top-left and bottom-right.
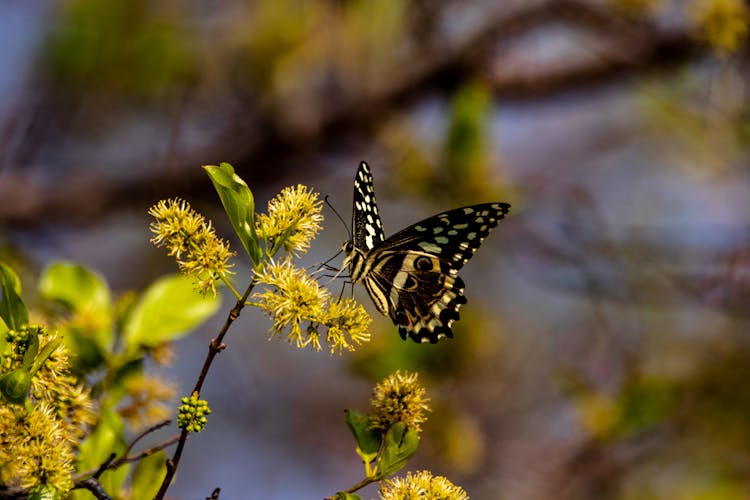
[
  {"x1": 39, "y1": 261, "x2": 111, "y2": 314},
  {"x1": 130, "y1": 450, "x2": 168, "y2": 499},
  {"x1": 344, "y1": 409, "x2": 381, "y2": 461},
  {"x1": 204, "y1": 163, "x2": 262, "y2": 266},
  {"x1": 122, "y1": 274, "x2": 220, "y2": 350},
  {"x1": 375, "y1": 422, "x2": 419, "y2": 478}
]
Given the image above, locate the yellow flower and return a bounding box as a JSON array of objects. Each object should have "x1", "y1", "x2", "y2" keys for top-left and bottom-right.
[
  {"x1": 257, "y1": 185, "x2": 323, "y2": 256},
  {"x1": 321, "y1": 298, "x2": 371, "y2": 355},
  {"x1": 118, "y1": 373, "x2": 177, "y2": 431},
  {"x1": 149, "y1": 198, "x2": 234, "y2": 295},
  {"x1": 0, "y1": 326, "x2": 95, "y2": 495},
  {"x1": 379, "y1": 470, "x2": 469, "y2": 500},
  {"x1": 369, "y1": 371, "x2": 431, "y2": 434},
  {"x1": 253, "y1": 258, "x2": 371, "y2": 354}
]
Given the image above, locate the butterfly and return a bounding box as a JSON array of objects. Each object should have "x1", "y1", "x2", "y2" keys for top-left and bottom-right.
[{"x1": 342, "y1": 161, "x2": 510, "y2": 343}]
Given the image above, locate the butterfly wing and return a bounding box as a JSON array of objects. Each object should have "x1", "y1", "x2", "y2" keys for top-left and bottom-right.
[
  {"x1": 352, "y1": 161, "x2": 385, "y2": 252},
  {"x1": 364, "y1": 202, "x2": 510, "y2": 343}
]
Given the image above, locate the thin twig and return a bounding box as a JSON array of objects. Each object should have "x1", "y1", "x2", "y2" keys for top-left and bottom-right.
[
  {"x1": 154, "y1": 280, "x2": 257, "y2": 499},
  {"x1": 78, "y1": 478, "x2": 114, "y2": 500},
  {"x1": 72, "y1": 421, "x2": 177, "y2": 482},
  {"x1": 324, "y1": 477, "x2": 377, "y2": 500}
]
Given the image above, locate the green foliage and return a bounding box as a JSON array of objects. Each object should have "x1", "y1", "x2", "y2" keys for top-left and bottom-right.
[
  {"x1": 204, "y1": 163, "x2": 262, "y2": 267},
  {"x1": 345, "y1": 409, "x2": 381, "y2": 462},
  {"x1": 335, "y1": 493, "x2": 362, "y2": 500},
  {"x1": 444, "y1": 82, "x2": 491, "y2": 182},
  {"x1": 0, "y1": 263, "x2": 29, "y2": 330},
  {"x1": 41, "y1": 0, "x2": 195, "y2": 101},
  {"x1": 130, "y1": 451, "x2": 168, "y2": 499},
  {"x1": 0, "y1": 257, "x2": 220, "y2": 497},
  {"x1": 375, "y1": 422, "x2": 420, "y2": 479},
  {"x1": 39, "y1": 262, "x2": 111, "y2": 315},
  {"x1": 122, "y1": 274, "x2": 220, "y2": 351},
  {"x1": 40, "y1": 262, "x2": 113, "y2": 358}
]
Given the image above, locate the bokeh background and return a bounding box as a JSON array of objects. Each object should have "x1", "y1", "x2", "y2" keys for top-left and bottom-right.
[{"x1": 2, "y1": 0, "x2": 750, "y2": 498}]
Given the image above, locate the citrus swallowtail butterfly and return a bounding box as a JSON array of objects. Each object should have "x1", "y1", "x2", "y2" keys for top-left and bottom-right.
[{"x1": 342, "y1": 161, "x2": 510, "y2": 343}]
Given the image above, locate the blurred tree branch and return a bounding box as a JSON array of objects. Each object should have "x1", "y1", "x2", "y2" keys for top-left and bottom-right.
[{"x1": 0, "y1": 0, "x2": 716, "y2": 225}]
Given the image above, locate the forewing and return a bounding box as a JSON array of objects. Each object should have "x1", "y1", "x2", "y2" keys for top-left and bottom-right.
[
  {"x1": 352, "y1": 161, "x2": 385, "y2": 252},
  {"x1": 383, "y1": 203, "x2": 511, "y2": 271}
]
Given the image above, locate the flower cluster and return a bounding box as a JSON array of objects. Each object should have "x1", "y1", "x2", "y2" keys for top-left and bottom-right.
[
  {"x1": 0, "y1": 325, "x2": 95, "y2": 495},
  {"x1": 177, "y1": 393, "x2": 212, "y2": 433},
  {"x1": 253, "y1": 257, "x2": 371, "y2": 354},
  {"x1": 149, "y1": 198, "x2": 234, "y2": 295},
  {"x1": 119, "y1": 373, "x2": 177, "y2": 431},
  {"x1": 368, "y1": 370, "x2": 431, "y2": 434},
  {"x1": 379, "y1": 470, "x2": 469, "y2": 500},
  {"x1": 257, "y1": 184, "x2": 324, "y2": 256}
]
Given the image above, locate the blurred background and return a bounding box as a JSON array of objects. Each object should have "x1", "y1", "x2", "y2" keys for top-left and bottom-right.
[{"x1": 2, "y1": 0, "x2": 750, "y2": 498}]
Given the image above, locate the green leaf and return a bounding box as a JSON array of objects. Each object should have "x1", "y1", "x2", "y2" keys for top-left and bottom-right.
[
  {"x1": 39, "y1": 262, "x2": 111, "y2": 314},
  {"x1": 99, "y1": 463, "x2": 130, "y2": 499},
  {"x1": 28, "y1": 485, "x2": 59, "y2": 500},
  {"x1": 130, "y1": 450, "x2": 168, "y2": 499},
  {"x1": 77, "y1": 407, "x2": 127, "y2": 473},
  {"x1": 39, "y1": 262, "x2": 113, "y2": 351},
  {"x1": 122, "y1": 274, "x2": 220, "y2": 350},
  {"x1": 0, "y1": 263, "x2": 28, "y2": 330},
  {"x1": 21, "y1": 329, "x2": 40, "y2": 371},
  {"x1": 204, "y1": 163, "x2": 262, "y2": 266},
  {"x1": 334, "y1": 493, "x2": 362, "y2": 500},
  {"x1": 344, "y1": 409, "x2": 381, "y2": 461},
  {"x1": 30, "y1": 337, "x2": 64, "y2": 375},
  {"x1": 375, "y1": 422, "x2": 420, "y2": 478}
]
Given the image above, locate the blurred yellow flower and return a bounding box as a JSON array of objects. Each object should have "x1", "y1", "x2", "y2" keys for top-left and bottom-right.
[{"x1": 691, "y1": 0, "x2": 749, "y2": 53}]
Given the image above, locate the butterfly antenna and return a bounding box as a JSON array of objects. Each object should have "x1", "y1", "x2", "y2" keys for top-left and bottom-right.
[
  {"x1": 312, "y1": 248, "x2": 343, "y2": 275},
  {"x1": 325, "y1": 195, "x2": 352, "y2": 241}
]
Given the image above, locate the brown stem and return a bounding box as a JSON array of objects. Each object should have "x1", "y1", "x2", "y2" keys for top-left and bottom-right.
[
  {"x1": 324, "y1": 477, "x2": 377, "y2": 500},
  {"x1": 153, "y1": 281, "x2": 256, "y2": 500}
]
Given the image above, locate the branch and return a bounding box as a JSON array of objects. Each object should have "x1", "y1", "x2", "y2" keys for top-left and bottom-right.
[
  {"x1": 153, "y1": 281, "x2": 257, "y2": 499},
  {"x1": 0, "y1": 1, "x2": 712, "y2": 226}
]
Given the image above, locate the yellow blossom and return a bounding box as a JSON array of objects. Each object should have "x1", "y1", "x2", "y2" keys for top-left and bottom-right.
[
  {"x1": 379, "y1": 470, "x2": 469, "y2": 500},
  {"x1": 118, "y1": 373, "x2": 177, "y2": 431},
  {"x1": 257, "y1": 184, "x2": 323, "y2": 256},
  {"x1": 149, "y1": 198, "x2": 234, "y2": 295},
  {"x1": 0, "y1": 325, "x2": 95, "y2": 495},
  {"x1": 322, "y1": 298, "x2": 371, "y2": 355},
  {"x1": 253, "y1": 258, "x2": 371, "y2": 354},
  {"x1": 369, "y1": 371, "x2": 431, "y2": 434}
]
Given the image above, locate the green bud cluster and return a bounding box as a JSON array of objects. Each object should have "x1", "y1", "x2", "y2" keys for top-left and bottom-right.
[{"x1": 177, "y1": 394, "x2": 211, "y2": 433}]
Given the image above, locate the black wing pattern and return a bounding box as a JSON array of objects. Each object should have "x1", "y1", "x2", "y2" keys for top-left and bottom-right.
[
  {"x1": 345, "y1": 161, "x2": 510, "y2": 344},
  {"x1": 352, "y1": 161, "x2": 385, "y2": 252}
]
